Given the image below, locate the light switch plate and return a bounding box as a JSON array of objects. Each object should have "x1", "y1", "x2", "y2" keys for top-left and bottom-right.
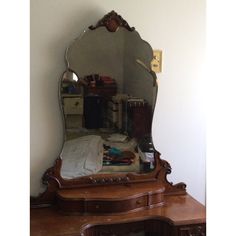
[{"x1": 151, "y1": 50, "x2": 162, "y2": 73}]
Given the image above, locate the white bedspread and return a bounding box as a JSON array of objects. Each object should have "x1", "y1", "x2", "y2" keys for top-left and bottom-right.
[{"x1": 60, "y1": 135, "x2": 104, "y2": 179}]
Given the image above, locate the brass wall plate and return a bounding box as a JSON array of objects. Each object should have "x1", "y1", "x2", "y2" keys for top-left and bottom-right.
[{"x1": 151, "y1": 50, "x2": 162, "y2": 73}]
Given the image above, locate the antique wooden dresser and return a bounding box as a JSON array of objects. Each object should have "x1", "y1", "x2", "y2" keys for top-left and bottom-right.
[{"x1": 31, "y1": 11, "x2": 206, "y2": 236}]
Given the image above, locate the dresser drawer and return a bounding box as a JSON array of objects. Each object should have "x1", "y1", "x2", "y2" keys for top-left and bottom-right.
[
  {"x1": 56, "y1": 183, "x2": 165, "y2": 215},
  {"x1": 85, "y1": 196, "x2": 148, "y2": 214},
  {"x1": 63, "y1": 97, "x2": 84, "y2": 115}
]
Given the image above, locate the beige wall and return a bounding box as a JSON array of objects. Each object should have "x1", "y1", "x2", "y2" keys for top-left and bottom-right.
[
  {"x1": 31, "y1": 0, "x2": 205, "y2": 203},
  {"x1": 67, "y1": 27, "x2": 125, "y2": 93}
]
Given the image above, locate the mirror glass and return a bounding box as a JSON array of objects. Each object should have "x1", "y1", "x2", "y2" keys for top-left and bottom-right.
[{"x1": 59, "y1": 25, "x2": 158, "y2": 179}]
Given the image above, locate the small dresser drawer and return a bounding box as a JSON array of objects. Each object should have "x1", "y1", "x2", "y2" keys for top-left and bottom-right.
[
  {"x1": 85, "y1": 196, "x2": 148, "y2": 214},
  {"x1": 86, "y1": 201, "x2": 106, "y2": 213},
  {"x1": 63, "y1": 97, "x2": 84, "y2": 115},
  {"x1": 56, "y1": 183, "x2": 165, "y2": 215}
]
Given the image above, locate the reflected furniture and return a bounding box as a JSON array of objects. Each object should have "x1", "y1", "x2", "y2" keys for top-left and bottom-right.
[{"x1": 31, "y1": 11, "x2": 206, "y2": 236}]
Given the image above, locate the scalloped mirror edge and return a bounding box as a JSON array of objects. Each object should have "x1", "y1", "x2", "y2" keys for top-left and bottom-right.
[{"x1": 31, "y1": 11, "x2": 186, "y2": 208}]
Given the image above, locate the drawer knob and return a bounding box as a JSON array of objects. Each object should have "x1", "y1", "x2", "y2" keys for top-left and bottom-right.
[
  {"x1": 136, "y1": 200, "x2": 142, "y2": 205},
  {"x1": 95, "y1": 205, "x2": 100, "y2": 209}
]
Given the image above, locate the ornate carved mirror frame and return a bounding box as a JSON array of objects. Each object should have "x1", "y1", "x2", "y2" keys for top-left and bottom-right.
[{"x1": 31, "y1": 11, "x2": 186, "y2": 208}]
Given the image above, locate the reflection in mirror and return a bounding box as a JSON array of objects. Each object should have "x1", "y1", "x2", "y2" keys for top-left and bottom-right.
[{"x1": 60, "y1": 23, "x2": 157, "y2": 179}]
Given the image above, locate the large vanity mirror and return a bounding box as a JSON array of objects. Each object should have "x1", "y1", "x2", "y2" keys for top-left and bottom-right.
[
  {"x1": 31, "y1": 11, "x2": 187, "y2": 211},
  {"x1": 59, "y1": 11, "x2": 158, "y2": 179}
]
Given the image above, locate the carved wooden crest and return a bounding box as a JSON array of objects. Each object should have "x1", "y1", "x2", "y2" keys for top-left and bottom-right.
[{"x1": 89, "y1": 10, "x2": 135, "y2": 32}]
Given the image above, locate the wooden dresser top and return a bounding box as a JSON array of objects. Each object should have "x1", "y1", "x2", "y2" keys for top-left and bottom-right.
[{"x1": 31, "y1": 194, "x2": 206, "y2": 236}]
